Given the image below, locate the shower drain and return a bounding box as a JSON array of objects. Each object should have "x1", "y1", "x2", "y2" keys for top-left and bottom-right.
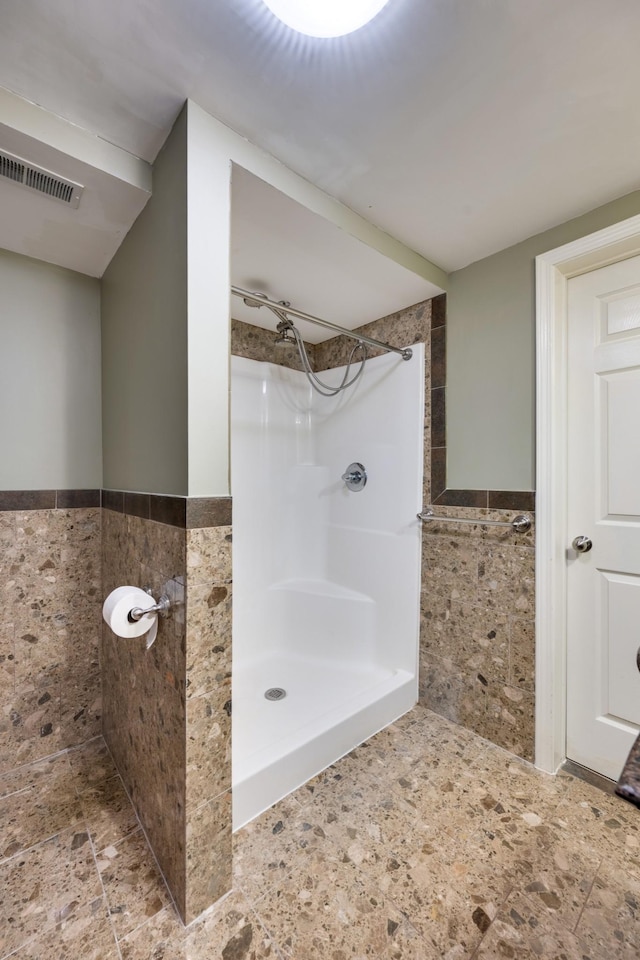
[{"x1": 264, "y1": 687, "x2": 287, "y2": 701}]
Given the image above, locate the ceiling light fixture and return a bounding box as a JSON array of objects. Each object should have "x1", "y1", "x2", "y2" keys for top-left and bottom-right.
[{"x1": 261, "y1": 0, "x2": 391, "y2": 38}]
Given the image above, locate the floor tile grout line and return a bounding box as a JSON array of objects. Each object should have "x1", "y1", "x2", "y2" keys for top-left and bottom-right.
[
  {"x1": 469, "y1": 883, "x2": 517, "y2": 960},
  {"x1": 571, "y1": 856, "x2": 603, "y2": 936},
  {"x1": 0, "y1": 734, "x2": 103, "y2": 787},
  {"x1": 243, "y1": 894, "x2": 288, "y2": 960},
  {"x1": 0, "y1": 817, "x2": 86, "y2": 867},
  {"x1": 85, "y1": 815, "x2": 125, "y2": 960},
  {"x1": 99, "y1": 734, "x2": 184, "y2": 939},
  {"x1": 0, "y1": 815, "x2": 112, "y2": 960}
]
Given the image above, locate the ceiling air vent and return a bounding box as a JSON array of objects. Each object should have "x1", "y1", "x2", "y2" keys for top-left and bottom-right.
[{"x1": 0, "y1": 149, "x2": 83, "y2": 208}]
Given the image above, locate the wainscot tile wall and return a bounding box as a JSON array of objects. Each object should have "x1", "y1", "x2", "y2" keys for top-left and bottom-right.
[
  {"x1": 234, "y1": 292, "x2": 537, "y2": 762},
  {"x1": 231, "y1": 317, "x2": 316, "y2": 371},
  {"x1": 101, "y1": 492, "x2": 232, "y2": 923},
  {"x1": 0, "y1": 490, "x2": 102, "y2": 774}
]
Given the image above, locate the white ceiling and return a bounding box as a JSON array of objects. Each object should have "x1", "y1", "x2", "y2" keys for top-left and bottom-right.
[
  {"x1": 230, "y1": 166, "x2": 438, "y2": 340},
  {"x1": 1, "y1": 0, "x2": 640, "y2": 273}
]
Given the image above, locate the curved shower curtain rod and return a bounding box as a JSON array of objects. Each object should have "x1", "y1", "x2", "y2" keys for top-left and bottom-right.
[{"x1": 231, "y1": 286, "x2": 413, "y2": 361}]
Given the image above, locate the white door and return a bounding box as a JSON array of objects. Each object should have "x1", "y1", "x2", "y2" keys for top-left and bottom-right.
[{"x1": 566, "y1": 254, "x2": 640, "y2": 779}]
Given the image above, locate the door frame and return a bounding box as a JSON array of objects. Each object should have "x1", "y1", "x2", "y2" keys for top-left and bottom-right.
[{"x1": 535, "y1": 212, "x2": 640, "y2": 773}]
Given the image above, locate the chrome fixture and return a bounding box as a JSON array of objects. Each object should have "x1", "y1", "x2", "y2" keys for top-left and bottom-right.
[
  {"x1": 417, "y1": 509, "x2": 532, "y2": 534},
  {"x1": 342, "y1": 462, "x2": 367, "y2": 492},
  {"x1": 572, "y1": 535, "x2": 593, "y2": 553},
  {"x1": 232, "y1": 286, "x2": 412, "y2": 361},
  {"x1": 264, "y1": 687, "x2": 287, "y2": 701},
  {"x1": 128, "y1": 589, "x2": 171, "y2": 622},
  {"x1": 274, "y1": 318, "x2": 297, "y2": 347},
  {"x1": 243, "y1": 292, "x2": 267, "y2": 308},
  {"x1": 235, "y1": 288, "x2": 369, "y2": 396}
]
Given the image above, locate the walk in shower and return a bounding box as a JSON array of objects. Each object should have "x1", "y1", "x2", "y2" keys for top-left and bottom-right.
[{"x1": 231, "y1": 296, "x2": 424, "y2": 829}]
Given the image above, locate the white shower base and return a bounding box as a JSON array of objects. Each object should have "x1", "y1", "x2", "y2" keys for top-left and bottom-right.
[{"x1": 232, "y1": 653, "x2": 415, "y2": 830}]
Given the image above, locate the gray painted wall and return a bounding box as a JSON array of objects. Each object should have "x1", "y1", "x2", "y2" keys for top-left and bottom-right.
[
  {"x1": 101, "y1": 108, "x2": 188, "y2": 495},
  {"x1": 447, "y1": 189, "x2": 640, "y2": 491},
  {"x1": 0, "y1": 249, "x2": 101, "y2": 489}
]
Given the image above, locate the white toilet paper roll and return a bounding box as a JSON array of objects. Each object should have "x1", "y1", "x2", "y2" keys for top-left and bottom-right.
[{"x1": 102, "y1": 586, "x2": 158, "y2": 639}]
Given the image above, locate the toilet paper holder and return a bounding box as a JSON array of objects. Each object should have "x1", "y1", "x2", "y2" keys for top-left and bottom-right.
[{"x1": 128, "y1": 589, "x2": 171, "y2": 623}]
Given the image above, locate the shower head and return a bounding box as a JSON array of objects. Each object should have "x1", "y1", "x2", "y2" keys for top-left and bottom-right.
[
  {"x1": 243, "y1": 292, "x2": 268, "y2": 308},
  {"x1": 274, "y1": 318, "x2": 296, "y2": 347}
]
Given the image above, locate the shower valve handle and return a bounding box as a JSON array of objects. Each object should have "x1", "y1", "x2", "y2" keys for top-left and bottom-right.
[{"x1": 341, "y1": 462, "x2": 367, "y2": 492}]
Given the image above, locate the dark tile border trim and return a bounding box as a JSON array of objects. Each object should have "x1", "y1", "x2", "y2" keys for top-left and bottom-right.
[
  {"x1": 1, "y1": 487, "x2": 233, "y2": 527},
  {"x1": 428, "y1": 295, "x2": 535, "y2": 513},
  {"x1": 102, "y1": 490, "x2": 232, "y2": 529},
  {"x1": 0, "y1": 489, "x2": 100, "y2": 511}
]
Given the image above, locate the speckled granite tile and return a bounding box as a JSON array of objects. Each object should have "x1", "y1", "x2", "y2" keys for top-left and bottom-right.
[
  {"x1": 1, "y1": 506, "x2": 101, "y2": 772},
  {"x1": 474, "y1": 889, "x2": 595, "y2": 960},
  {"x1": 0, "y1": 826, "x2": 101, "y2": 956},
  {"x1": 340, "y1": 722, "x2": 425, "y2": 776},
  {"x1": 119, "y1": 891, "x2": 284, "y2": 960},
  {"x1": 8, "y1": 897, "x2": 119, "y2": 960},
  {"x1": 185, "y1": 582, "x2": 232, "y2": 699},
  {"x1": 469, "y1": 747, "x2": 566, "y2": 815},
  {"x1": 0, "y1": 749, "x2": 73, "y2": 799},
  {"x1": 318, "y1": 781, "x2": 449, "y2": 870},
  {"x1": 232, "y1": 316, "x2": 314, "y2": 374},
  {"x1": 186, "y1": 690, "x2": 231, "y2": 808},
  {"x1": 96, "y1": 827, "x2": 171, "y2": 939},
  {"x1": 102, "y1": 505, "x2": 189, "y2": 919},
  {"x1": 552, "y1": 777, "x2": 640, "y2": 867},
  {"x1": 185, "y1": 790, "x2": 232, "y2": 922},
  {"x1": 467, "y1": 806, "x2": 602, "y2": 930},
  {"x1": 510, "y1": 616, "x2": 536, "y2": 690},
  {"x1": 378, "y1": 919, "x2": 439, "y2": 960},
  {"x1": 419, "y1": 652, "x2": 488, "y2": 730},
  {"x1": 477, "y1": 541, "x2": 536, "y2": 617},
  {"x1": 0, "y1": 770, "x2": 82, "y2": 862},
  {"x1": 382, "y1": 756, "x2": 506, "y2": 845},
  {"x1": 421, "y1": 513, "x2": 536, "y2": 760},
  {"x1": 126, "y1": 516, "x2": 186, "y2": 583},
  {"x1": 423, "y1": 599, "x2": 510, "y2": 685},
  {"x1": 365, "y1": 842, "x2": 503, "y2": 958},
  {"x1": 1, "y1": 677, "x2": 62, "y2": 773},
  {"x1": 253, "y1": 849, "x2": 417, "y2": 959},
  {"x1": 59, "y1": 669, "x2": 102, "y2": 748},
  {"x1": 482, "y1": 682, "x2": 535, "y2": 761},
  {"x1": 186, "y1": 526, "x2": 232, "y2": 584},
  {"x1": 103, "y1": 669, "x2": 186, "y2": 915},
  {"x1": 68, "y1": 738, "x2": 119, "y2": 789},
  {"x1": 148, "y1": 575, "x2": 186, "y2": 696},
  {"x1": 575, "y1": 857, "x2": 640, "y2": 959},
  {"x1": 78, "y1": 775, "x2": 140, "y2": 851},
  {"x1": 313, "y1": 299, "x2": 429, "y2": 370},
  {"x1": 289, "y1": 760, "x2": 356, "y2": 808},
  {"x1": 233, "y1": 794, "x2": 330, "y2": 901},
  {"x1": 0, "y1": 620, "x2": 15, "y2": 701},
  {"x1": 422, "y1": 536, "x2": 479, "y2": 604}
]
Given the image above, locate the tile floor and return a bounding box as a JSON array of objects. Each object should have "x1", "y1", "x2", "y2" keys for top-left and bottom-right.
[{"x1": 1, "y1": 705, "x2": 638, "y2": 959}]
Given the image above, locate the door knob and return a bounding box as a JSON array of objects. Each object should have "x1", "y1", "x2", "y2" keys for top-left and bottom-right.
[{"x1": 572, "y1": 535, "x2": 593, "y2": 553}]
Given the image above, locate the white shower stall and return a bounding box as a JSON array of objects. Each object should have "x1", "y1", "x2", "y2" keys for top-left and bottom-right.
[{"x1": 231, "y1": 344, "x2": 424, "y2": 828}]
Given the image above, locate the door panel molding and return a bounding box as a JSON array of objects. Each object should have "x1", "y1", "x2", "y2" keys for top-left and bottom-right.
[{"x1": 535, "y1": 212, "x2": 640, "y2": 773}]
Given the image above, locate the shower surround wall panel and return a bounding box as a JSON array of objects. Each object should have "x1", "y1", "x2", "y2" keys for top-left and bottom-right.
[
  {"x1": 101, "y1": 495, "x2": 232, "y2": 923},
  {"x1": 231, "y1": 344, "x2": 424, "y2": 828},
  {"x1": 0, "y1": 493, "x2": 102, "y2": 774}
]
